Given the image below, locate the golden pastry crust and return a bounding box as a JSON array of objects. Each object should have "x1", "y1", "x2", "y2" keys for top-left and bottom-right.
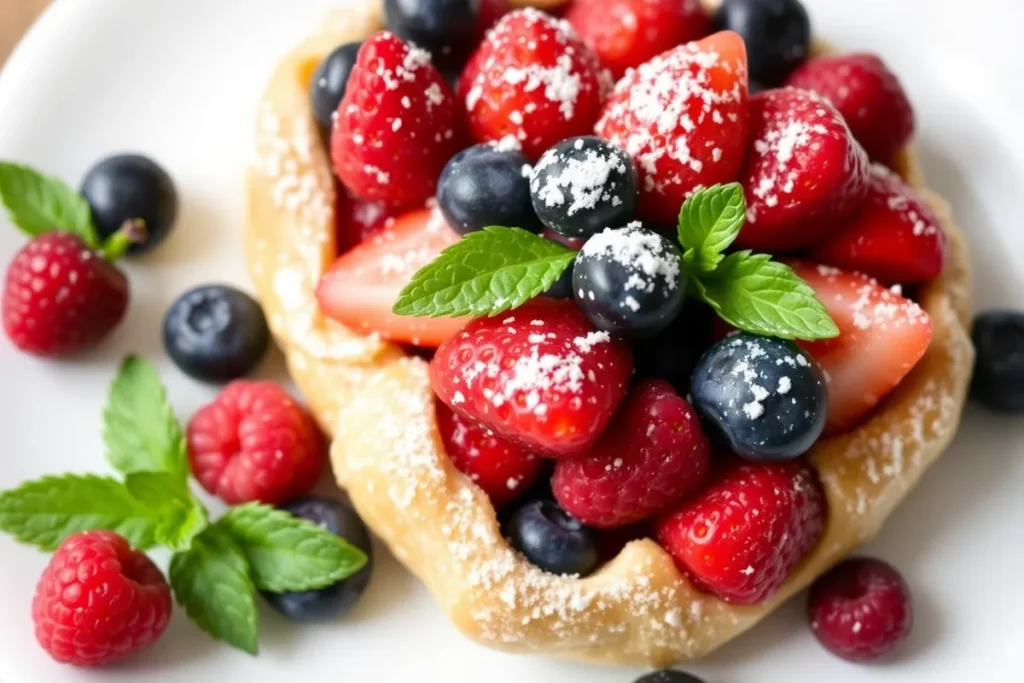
[{"x1": 245, "y1": 0, "x2": 974, "y2": 667}]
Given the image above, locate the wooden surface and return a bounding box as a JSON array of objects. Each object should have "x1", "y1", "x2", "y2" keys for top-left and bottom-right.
[{"x1": 1, "y1": 0, "x2": 49, "y2": 64}]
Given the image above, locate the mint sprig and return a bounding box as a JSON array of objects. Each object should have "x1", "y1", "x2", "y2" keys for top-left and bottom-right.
[
  {"x1": 0, "y1": 161, "x2": 99, "y2": 248},
  {"x1": 124, "y1": 472, "x2": 208, "y2": 552},
  {"x1": 393, "y1": 227, "x2": 576, "y2": 318},
  {"x1": 678, "y1": 182, "x2": 745, "y2": 274}
]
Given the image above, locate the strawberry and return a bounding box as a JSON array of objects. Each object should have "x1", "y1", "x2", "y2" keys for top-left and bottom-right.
[
  {"x1": 334, "y1": 184, "x2": 415, "y2": 256},
  {"x1": 2, "y1": 232, "x2": 129, "y2": 357},
  {"x1": 595, "y1": 31, "x2": 749, "y2": 224},
  {"x1": 552, "y1": 379, "x2": 711, "y2": 529},
  {"x1": 786, "y1": 53, "x2": 915, "y2": 165},
  {"x1": 317, "y1": 207, "x2": 469, "y2": 347},
  {"x1": 657, "y1": 460, "x2": 826, "y2": 605},
  {"x1": 735, "y1": 87, "x2": 869, "y2": 251},
  {"x1": 331, "y1": 32, "x2": 463, "y2": 205},
  {"x1": 457, "y1": 8, "x2": 609, "y2": 160},
  {"x1": 809, "y1": 163, "x2": 946, "y2": 284},
  {"x1": 435, "y1": 401, "x2": 543, "y2": 508},
  {"x1": 791, "y1": 262, "x2": 934, "y2": 434},
  {"x1": 565, "y1": 0, "x2": 711, "y2": 78},
  {"x1": 476, "y1": 0, "x2": 512, "y2": 39},
  {"x1": 430, "y1": 298, "x2": 634, "y2": 458}
]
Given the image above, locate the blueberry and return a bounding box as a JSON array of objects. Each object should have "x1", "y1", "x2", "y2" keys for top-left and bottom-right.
[
  {"x1": 437, "y1": 143, "x2": 543, "y2": 236},
  {"x1": 530, "y1": 136, "x2": 638, "y2": 239},
  {"x1": 544, "y1": 264, "x2": 575, "y2": 299},
  {"x1": 572, "y1": 223, "x2": 685, "y2": 338},
  {"x1": 633, "y1": 672, "x2": 705, "y2": 683},
  {"x1": 80, "y1": 154, "x2": 178, "y2": 253},
  {"x1": 632, "y1": 303, "x2": 715, "y2": 395},
  {"x1": 506, "y1": 500, "x2": 598, "y2": 576},
  {"x1": 310, "y1": 42, "x2": 361, "y2": 131},
  {"x1": 163, "y1": 284, "x2": 270, "y2": 383},
  {"x1": 713, "y1": 0, "x2": 811, "y2": 86},
  {"x1": 384, "y1": 0, "x2": 479, "y2": 67},
  {"x1": 261, "y1": 497, "x2": 373, "y2": 621},
  {"x1": 971, "y1": 310, "x2": 1024, "y2": 412},
  {"x1": 691, "y1": 332, "x2": 827, "y2": 461}
]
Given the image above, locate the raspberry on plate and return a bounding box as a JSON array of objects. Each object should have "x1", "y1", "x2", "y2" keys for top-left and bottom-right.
[
  {"x1": 331, "y1": 31, "x2": 463, "y2": 205},
  {"x1": 187, "y1": 380, "x2": 326, "y2": 505},
  {"x1": 457, "y1": 8, "x2": 609, "y2": 160},
  {"x1": 786, "y1": 52, "x2": 915, "y2": 164},
  {"x1": 657, "y1": 460, "x2": 827, "y2": 604},
  {"x1": 436, "y1": 401, "x2": 544, "y2": 507},
  {"x1": 595, "y1": 30, "x2": 749, "y2": 224},
  {"x1": 552, "y1": 379, "x2": 710, "y2": 529},
  {"x1": 736, "y1": 87, "x2": 869, "y2": 251},
  {"x1": 810, "y1": 163, "x2": 946, "y2": 284},
  {"x1": 430, "y1": 298, "x2": 634, "y2": 459},
  {"x1": 566, "y1": 0, "x2": 711, "y2": 78},
  {"x1": 32, "y1": 531, "x2": 172, "y2": 667}
]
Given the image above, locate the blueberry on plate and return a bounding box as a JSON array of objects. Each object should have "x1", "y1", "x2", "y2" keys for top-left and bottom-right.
[
  {"x1": 713, "y1": 0, "x2": 811, "y2": 86},
  {"x1": 506, "y1": 499, "x2": 598, "y2": 577},
  {"x1": 163, "y1": 284, "x2": 270, "y2": 383},
  {"x1": 971, "y1": 310, "x2": 1024, "y2": 412},
  {"x1": 261, "y1": 496, "x2": 373, "y2": 621},
  {"x1": 384, "y1": 0, "x2": 480, "y2": 67},
  {"x1": 310, "y1": 42, "x2": 362, "y2": 130},
  {"x1": 437, "y1": 143, "x2": 543, "y2": 236},
  {"x1": 530, "y1": 136, "x2": 638, "y2": 239},
  {"x1": 80, "y1": 154, "x2": 178, "y2": 253},
  {"x1": 691, "y1": 332, "x2": 827, "y2": 461},
  {"x1": 633, "y1": 671, "x2": 705, "y2": 683},
  {"x1": 572, "y1": 223, "x2": 685, "y2": 338}
]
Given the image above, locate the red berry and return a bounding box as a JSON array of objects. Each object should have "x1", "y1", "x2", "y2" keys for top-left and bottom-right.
[
  {"x1": 187, "y1": 380, "x2": 325, "y2": 505},
  {"x1": 808, "y1": 557, "x2": 913, "y2": 662},
  {"x1": 436, "y1": 401, "x2": 543, "y2": 507},
  {"x1": 32, "y1": 531, "x2": 171, "y2": 667},
  {"x1": 786, "y1": 53, "x2": 914, "y2": 165},
  {"x1": 736, "y1": 87, "x2": 870, "y2": 251},
  {"x1": 596, "y1": 31, "x2": 749, "y2": 224},
  {"x1": 656, "y1": 460, "x2": 826, "y2": 604},
  {"x1": 566, "y1": 0, "x2": 711, "y2": 78},
  {"x1": 331, "y1": 32, "x2": 463, "y2": 205},
  {"x1": 458, "y1": 8, "x2": 609, "y2": 160},
  {"x1": 2, "y1": 233, "x2": 128, "y2": 357},
  {"x1": 552, "y1": 379, "x2": 711, "y2": 528},
  {"x1": 430, "y1": 299, "x2": 634, "y2": 458},
  {"x1": 334, "y1": 186, "x2": 416, "y2": 256},
  {"x1": 476, "y1": 0, "x2": 512, "y2": 39},
  {"x1": 809, "y1": 163, "x2": 946, "y2": 284}
]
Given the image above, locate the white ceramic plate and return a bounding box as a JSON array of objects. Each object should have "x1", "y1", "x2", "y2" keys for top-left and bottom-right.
[{"x1": 1, "y1": 0, "x2": 1023, "y2": 681}]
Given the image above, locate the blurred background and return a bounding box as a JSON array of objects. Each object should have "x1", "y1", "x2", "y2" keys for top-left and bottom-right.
[{"x1": 1, "y1": 0, "x2": 48, "y2": 63}]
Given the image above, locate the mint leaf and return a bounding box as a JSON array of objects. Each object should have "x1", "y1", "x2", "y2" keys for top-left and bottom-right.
[
  {"x1": 393, "y1": 227, "x2": 576, "y2": 318},
  {"x1": 218, "y1": 503, "x2": 367, "y2": 593},
  {"x1": 170, "y1": 526, "x2": 258, "y2": 655},
  {"x1": 124, "y1": 472, "x2": 207, "y2": 552},
  {"x1": 678, "y1": 183, "x2": 745, "y2": 273},
  {"x1": 695, "y1": 251, "x2": 839, "y2": 341},
  {"x1": 0, "y1": 161, "x2": 98, "y2": 247},
  {"x1": 104, "y1": 356, "x2": 188, "y2": 479},
  {"x1": 0, "y1": 474, "x2": 165, "y2": 550}
]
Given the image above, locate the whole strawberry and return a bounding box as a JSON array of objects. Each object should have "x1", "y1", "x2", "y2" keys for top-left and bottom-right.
[
  {"x1": 3, "y1": 232, "x2": 129, "y2": 357},
  {"x1": 32, "y1": 530, "x2": 172, "y2": 666}
]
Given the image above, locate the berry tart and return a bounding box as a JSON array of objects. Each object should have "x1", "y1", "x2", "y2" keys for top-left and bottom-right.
[{"x1": 246, "y1": 0, "x2": 974, "y2": 667}]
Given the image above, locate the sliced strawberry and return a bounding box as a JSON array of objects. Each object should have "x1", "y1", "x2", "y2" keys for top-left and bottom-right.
[
  {"x1": 317, "y1": 207, "x2": 469, "y2": 347},
  {"x1": 736, "y1": 87, "x2": 869, "y2": 251},
  {"x1": 334, "y1": 184, "x2": 418, "y2": 256},
  {"x1": 566, "y1": 0, "x2": 711, "y2": 78},
  {"x1": 791, "y1": 262, "x2": 934, "y2": 434},
  {"x1": 595, "y1": 30, "x2": 749, "y2": 224},
  {"x1": 809, "y1": 163, "x2": 946, "y2": 284}
]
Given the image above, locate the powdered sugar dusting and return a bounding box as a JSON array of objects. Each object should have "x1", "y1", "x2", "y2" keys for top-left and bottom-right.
[{"x1": 578, "y1": 224, "x2": 681, "y2": 305}]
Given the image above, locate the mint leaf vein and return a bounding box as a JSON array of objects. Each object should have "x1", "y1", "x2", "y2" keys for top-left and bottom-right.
[{"x1": 0, "y1": 161, "x2": 98, "y2": 247}]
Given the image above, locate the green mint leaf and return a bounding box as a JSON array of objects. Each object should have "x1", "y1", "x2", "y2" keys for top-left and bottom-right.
[
  {"x1": 169, "y1": 526, "x2": 258, "y2": 655},
  {"x1": 0, "y1": 474, "x2": 164, "y2": 550},
  {"x1": 677, "y1": 183, "x2": 746, "y2": 273},
  {"x1": 124, "y1": 472, "x2": 208, "y2": 552},
  {"x1": 0, "y1": 161, "x2": 98, "y2": 247},
  {"x1": 393, "y1": 227, "x2": 576, "y2": 318},
  {"x1": 695, "y1": 251, "x2": 840, "y2": 341},
  {"x1": 217, "y1": 503, "x2": 367, "y2": 593},
  {"x1": 104, "y1": 356, "x2": 188, "y2": 479}
]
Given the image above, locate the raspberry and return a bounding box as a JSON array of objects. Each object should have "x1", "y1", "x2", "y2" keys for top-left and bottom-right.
[
  {"x1": 32, "y1": 531, "x2": 171, "y2": 667},
  {"x1": 187, "y1": 380, "x2": 325, "y2": 505}
]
